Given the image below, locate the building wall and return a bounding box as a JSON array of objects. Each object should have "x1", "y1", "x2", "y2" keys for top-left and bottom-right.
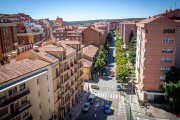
[
  {"x1": 0, "y1": 23, "x2": 18, "y2": 61},
  {"x1": 175, "y1": 27, "x2": 180, "y2": 69},
  {"x1": 0, "y1": 66, "x2": 51, "y2": 120},
  {"x1": 123, "y1": 23, "x2": 136, "y2": 45},
  {"x1": 82, "y1": 27, "x2": 104, "y2": 47},
  {"x1": 136, "y1": 17, "x2": 178, "y2": 101},
  {"x1": 82, "y1": 67, "x2": 91, "y2": 81}
]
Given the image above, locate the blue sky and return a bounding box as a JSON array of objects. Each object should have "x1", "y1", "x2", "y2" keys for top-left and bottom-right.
[{"x1": 0, "y1": 0, "x2": 179, "y2": 21}]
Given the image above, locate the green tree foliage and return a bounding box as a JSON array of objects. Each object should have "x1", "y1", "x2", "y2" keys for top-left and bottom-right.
[
  {"x1": 163, "y1": 82, "x2": 180, "y2": 110},
  {"x1": 93, "y1": 45, "x2": 108, "y2": 72},
  {"x1": 128, "y1": 37, "x2": 136, "y2": 65},
  {"x1": 165, "y1": 66, "x2": 180, "y2": 84},
  {"x1": 116, "y1": 66, "x2": 130, "y2": 83},
  {"x1": 115, "y1": 34, "x2": 130, "y2": 84},
  {"x1": 162, "y1": 66, "x2": 180, "y2": 111}
]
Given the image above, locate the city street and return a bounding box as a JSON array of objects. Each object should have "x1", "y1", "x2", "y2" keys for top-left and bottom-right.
[{"x1": 78, "y1": 33, "x2": 126, "y2": 120}]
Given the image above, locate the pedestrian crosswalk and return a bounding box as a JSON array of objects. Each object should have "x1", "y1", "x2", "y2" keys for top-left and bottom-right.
[
  {"x1": 94, "y1": 92, "x2": 120, "y2": 100},
  {"x1": 117, "y1": 101, "x2": 125, "y2": 115}
]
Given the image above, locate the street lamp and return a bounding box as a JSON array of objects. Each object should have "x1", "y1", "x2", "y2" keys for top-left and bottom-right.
[{"x1": 88, "y1": 83, "x2": 90, "y2": 92}]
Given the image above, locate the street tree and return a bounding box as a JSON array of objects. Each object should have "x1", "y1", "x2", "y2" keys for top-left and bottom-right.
[
  {"x1": 116, "y1": 66, "x2": 130, "y2": 83},
  {"x1": 163, "y1": 82, "x2": 180, "y2": 111},
  {"x1": 165, "y1": 66, "x2": 180, "y2": 84}
]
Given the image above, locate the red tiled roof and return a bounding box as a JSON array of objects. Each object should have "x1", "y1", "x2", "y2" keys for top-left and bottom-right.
[
  {"x1": 83, "y1": 58, "x2": 93, "y2": 67},
  {"x1": 0, "y1": 59, "x2": 50, "y2": 84},
  {"x1": 83, "y1": 45, "x2": 98, "y2": 58}
]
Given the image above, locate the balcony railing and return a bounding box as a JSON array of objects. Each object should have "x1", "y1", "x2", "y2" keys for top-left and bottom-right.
[
  {"x1": 4, "y1": 101, "x2": 31, "y2": 119},
  {"x1": 0, "y1": 88, "x2": 30, "y2": 107},
  {"x1": 70, "y1": 63, "x2": 74, "y2": 67},
  {"x1": 23, "y1": 114, "x2": 33, "y2": 120}
]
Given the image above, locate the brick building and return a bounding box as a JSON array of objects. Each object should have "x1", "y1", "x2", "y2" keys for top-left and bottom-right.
[
  {"x1": 118, "y1": 21, "x2": 137, "y2": 47},
  {"x1": 0, "y1": 22, "x2": 18, "y2": 63},
  {"x1": 82, "y1": 27, "x2": 105, "y2": 47},
  {"x1": 135, "y1": 9, "x2": 180, "y2": 102}
]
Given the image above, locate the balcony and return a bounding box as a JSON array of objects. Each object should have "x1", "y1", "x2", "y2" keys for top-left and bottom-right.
[
  {"x1": 58, "y1": 95, "x2": 62, "y2": 101},
  {"x1": 57, "y1": 83, "x2": 61, "y2": 89},
  {"x1": 70, "y1": 63, "x2": 74, "y2": 67},
  {"x1": 23, "y1": 114, "x2": 33, "y2": 120},
  {"x1": 0, "y1": 88, "x2": 30, "y2": 107},
  {"x1": 4, "y1": 101, "x2": 31, "y2": 119}
]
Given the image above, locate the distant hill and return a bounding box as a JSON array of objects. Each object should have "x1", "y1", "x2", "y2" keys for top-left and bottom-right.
[{"x1": 50, "y1": 18, "x2": 145, "y2": 26}]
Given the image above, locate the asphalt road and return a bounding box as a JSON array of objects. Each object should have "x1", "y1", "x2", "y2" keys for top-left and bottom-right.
[{"x1": 79, "y1": 34, "x2": 126, "y2": 120}]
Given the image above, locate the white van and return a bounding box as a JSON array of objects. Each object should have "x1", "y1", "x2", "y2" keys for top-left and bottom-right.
[{"x1": 88, "y1": 94, "x2": 95, "y2": 104}]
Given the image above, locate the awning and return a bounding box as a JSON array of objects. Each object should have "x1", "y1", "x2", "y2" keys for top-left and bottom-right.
[{"x1": 144, "y1": 91, "x2": 164, "y2": 95}]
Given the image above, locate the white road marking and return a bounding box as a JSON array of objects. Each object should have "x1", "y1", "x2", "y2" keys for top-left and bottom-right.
[
  {"x1": 104, "y1": 93, "x2": 107, "y2": 99},
  {"x1": 110, "y1": 94, "x2": 113, "y2": 99}
]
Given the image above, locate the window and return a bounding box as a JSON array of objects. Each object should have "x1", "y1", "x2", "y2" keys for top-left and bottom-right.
[
  {"x1": 56, "y1": 68, "x2": 59, "y2": 77},
  {"x1": 162, "y1": 49, "x2": 173, "y2": 53},
  {"x1": 8, "y1": 89, "x2": 12, "y2": 96},
  {"x1": 20, "y1": 83, "x2": 26, "y2": 91},
  {"x1": 0, "y1": 107, "x2": 8, "y2": 117},
  {"x1": 21, "y1": 96, "x2": 27, "y2": 105},
  {"x1": 163, "y1": 29, "x2": 175, "y2": 33},
  {"x1": 161, "y1": 58, "x2": 173, "y2": 63},
  {"x1": 37, "y1": 79, "x2": 39, "y2": 84},
  {"x1": 160, "y1": 67, "x2": 171, "y2": 72},
  {"x1": 162, "y1": 39, "x2": 173, "y2": 43},
  {"x1": 160, "y1": 76, "x2": 166, "y2": 80},
  {"x1": 145, "y1": 29, "x2": 148, "y2": 34}
]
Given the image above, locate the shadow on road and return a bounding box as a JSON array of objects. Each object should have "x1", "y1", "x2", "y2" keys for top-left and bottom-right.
[{"x1": 78, "y1": 96, "x2": 114, "y2": 120}]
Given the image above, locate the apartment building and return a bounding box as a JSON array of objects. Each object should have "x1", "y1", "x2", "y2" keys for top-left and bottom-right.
[
  {"x1": 53, "y1": 30, "x2": 82, "y2": 42},
  {"x1": 0, "y1": 21, "x2": 18, "y2": 63},
  {"x1": 16, "y1": 22, "x2": 43, "y2": 53},
  {"x1": 12, "y1": 39, "x2": 84, "y2": 119},
  {"x1": 119, "y1": 21, "x2": 137, "y2": 47},
  {"x1": 109, "y1": 21, "x2": 120, "y2": 30},
  {"x1": 82, "y1": 45, "x2": 98, "y2": 81},
  {"x1": 0, "y1": 59, "x2": 53, "y2": 120},
  {"x1": 82, "y1": 27, "x2": 105, "y2": 47},
  {"x1": 36, "y1": 19, "x2": 52, "y2": 41},
  {"x1": 135, "y1": 9, "x2": 180, "y2": 102}
]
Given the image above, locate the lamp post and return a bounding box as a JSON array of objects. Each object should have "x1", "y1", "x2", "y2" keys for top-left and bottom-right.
[{"x1": 88, "y1": 83, "x2": 90, "y2": 92}]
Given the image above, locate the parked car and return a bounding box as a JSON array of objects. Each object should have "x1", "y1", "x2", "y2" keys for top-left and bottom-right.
[
  {"x1": 104, "y1": 104, "x2": 111, "y2": 114},
  {"x1": 82, "y1": 102, "x2": 90, "y2": 112},
  {"x1": 88, "y1": 94, "x2": 95, "y2": 104},
  {"x1": 116, "y1": 84, "x2": 122, "y2": 91},
  {"x1": 110, "y1": 71, "x2": 115, "y2": 77}
]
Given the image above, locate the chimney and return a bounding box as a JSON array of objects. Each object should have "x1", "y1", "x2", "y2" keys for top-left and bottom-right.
[
  {"x1": 170, "y1": 9, "x2": 172, "y2": 11},
  {"x1": 11, "y1": 51, "x2": 17, "y2": 58},
  {"x1": 33, "y1": 45, "x2": 39, "y2": 52},
  {"x1": 166, "y1": 10, "x2": 168, "y2": 12},
  {"x1": 56, "y1": 41, "x2": 62, "y2": 47}
]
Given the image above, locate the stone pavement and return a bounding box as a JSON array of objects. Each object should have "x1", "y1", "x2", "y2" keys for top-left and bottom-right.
[{"x1": 129, "y1": 94, "x2": 177, "y2": 120}]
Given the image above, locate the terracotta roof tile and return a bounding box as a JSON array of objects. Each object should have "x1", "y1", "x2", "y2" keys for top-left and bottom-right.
[
  {"x1": 83, "y1": 58, "x2": 93, "y2": 67},
  {"x1": 0, "y1": 59, "x2": 49, "y2": 84},
  {"x1": 60, "y1": 43, "x2": 76, "y2": 56},
  {"x1": 61, "y1": 40, "x2": 81, "y2": 45},
  {"x1": 83, "y1": 45, "x2": 98, "y2": 58}
]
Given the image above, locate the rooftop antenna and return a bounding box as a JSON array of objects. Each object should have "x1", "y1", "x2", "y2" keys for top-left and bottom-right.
[{"x1": 175, "y1": 0, "x2": 177, "y2": 9}]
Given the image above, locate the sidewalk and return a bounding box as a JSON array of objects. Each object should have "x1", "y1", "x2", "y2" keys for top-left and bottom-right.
[{"x1": 130, "y1": 94, "x2": 177, "y2": 120}]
